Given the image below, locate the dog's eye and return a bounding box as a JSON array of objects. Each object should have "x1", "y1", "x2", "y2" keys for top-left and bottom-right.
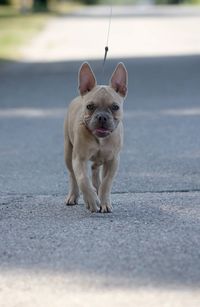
[
  {"x1": 111, "y1": 103, "x2": 120, "y2": 111},
  {"x1": 86, "y1": 104, "x2": 95, "y2": 111}
]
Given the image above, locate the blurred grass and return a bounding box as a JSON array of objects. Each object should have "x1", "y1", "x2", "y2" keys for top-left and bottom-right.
[
  {"x1": 0, "y1": 6, "x2": 50, "y2": 60},
  {"x1": 0, "y1": 2, "x2": 80, "y2": 61}
]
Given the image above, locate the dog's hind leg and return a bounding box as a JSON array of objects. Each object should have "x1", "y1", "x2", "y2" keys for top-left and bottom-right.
[{"x1": 64, "y1": 136, "x2": 79, "y2": 205}]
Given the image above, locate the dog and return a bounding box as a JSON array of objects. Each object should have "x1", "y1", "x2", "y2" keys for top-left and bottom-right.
[{"x1": 64, "y1": 62, "x2": 128, "y2": 213}]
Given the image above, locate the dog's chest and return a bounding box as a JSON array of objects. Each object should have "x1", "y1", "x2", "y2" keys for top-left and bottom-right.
[{"x1": 90, "y1": 141, "x2": 115, "y2": 164}]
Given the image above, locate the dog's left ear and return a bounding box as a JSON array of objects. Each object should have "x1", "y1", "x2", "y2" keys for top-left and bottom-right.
[
  {"x1": 79, "y1": 62, "x2": 97, "y2": 96},
  {"x1": 110, "y1": 62, "x2": 128, "y2": 98}
]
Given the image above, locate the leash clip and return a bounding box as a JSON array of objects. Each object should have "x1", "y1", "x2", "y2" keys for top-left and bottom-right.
[{"x1": 103, "y1": 46, "x2": 109, "y2": 67}]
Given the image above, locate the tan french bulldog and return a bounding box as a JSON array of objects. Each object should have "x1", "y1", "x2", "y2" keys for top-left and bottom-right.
[{"x1": 64, "y1": 62, "x2": 128, "y2": 213}]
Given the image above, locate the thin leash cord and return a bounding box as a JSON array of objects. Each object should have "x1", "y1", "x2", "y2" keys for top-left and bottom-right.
[{"x1": 102, "y1": 5, "x2": 113, "y2": 73}]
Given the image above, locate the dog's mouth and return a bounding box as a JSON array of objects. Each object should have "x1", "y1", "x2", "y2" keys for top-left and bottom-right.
[{"x1": 93, "y1": 127, "x2": 111, "y2": 138}]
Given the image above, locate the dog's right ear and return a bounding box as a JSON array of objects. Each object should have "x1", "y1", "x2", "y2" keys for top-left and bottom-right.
[{"x1": 78, "y1": 62, "x2": 97, "y2": 96}]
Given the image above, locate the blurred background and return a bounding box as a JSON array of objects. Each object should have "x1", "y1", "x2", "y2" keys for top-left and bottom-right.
[{"x1": 0, "y1": 0, "x2": 200, "y2": 62}]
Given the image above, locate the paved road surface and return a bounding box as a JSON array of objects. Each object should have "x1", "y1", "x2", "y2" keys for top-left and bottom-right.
[{"x1": 0, "y1": 5, "x2": 200, "y2": 307}]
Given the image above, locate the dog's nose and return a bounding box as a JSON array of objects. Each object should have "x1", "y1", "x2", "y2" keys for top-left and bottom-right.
[{"x1": 96, "y1": 113, "x2": 108, "y2": 124}]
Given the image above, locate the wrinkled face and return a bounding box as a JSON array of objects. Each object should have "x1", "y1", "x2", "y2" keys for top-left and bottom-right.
[{"x1": 83, "y1": 86, "x2": 123, "y2": 138}]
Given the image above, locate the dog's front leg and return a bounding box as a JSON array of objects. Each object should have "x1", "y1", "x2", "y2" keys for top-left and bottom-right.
[
  {"x1": 99, "y1": 157, "x2": 119, "y2": 213},
  {"x1": 72, "y1": 158, "x2": 100, "y2": 213}
]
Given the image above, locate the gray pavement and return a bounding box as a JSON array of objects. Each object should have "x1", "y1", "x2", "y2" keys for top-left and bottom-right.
[{"x1": 0, "y1": 5, "x2": 200, "y2": 307}]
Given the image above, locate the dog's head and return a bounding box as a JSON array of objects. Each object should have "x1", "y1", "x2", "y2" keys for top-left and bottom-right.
[{"x1": 78, "y1": 62, "x2": 128, "y2": 138}]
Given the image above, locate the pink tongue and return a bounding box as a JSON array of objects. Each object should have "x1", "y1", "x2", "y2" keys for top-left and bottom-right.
[{"x1": 96, "y1": 128, "x2": 108, "y2": 133}]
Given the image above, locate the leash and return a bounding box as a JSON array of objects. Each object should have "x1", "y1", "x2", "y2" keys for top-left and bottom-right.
[{"x1": 102, "y1": 5, "x2": 113, "y2": 73}]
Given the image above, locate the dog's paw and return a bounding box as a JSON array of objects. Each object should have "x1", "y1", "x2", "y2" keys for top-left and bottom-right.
[
  {"x1": 84, "y1": 194, "x2": 100, "y2": 213},
  {"x1": 99, "y1": 203, "x2": 113, "y2": 213},
  {"x1": 65, "y1": 194, "x2": 79, "y2": 206}
]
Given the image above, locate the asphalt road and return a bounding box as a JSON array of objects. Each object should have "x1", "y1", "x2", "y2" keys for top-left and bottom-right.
[{"x1": 0, "y1": 5, "x2": 200, "y2": 307}]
